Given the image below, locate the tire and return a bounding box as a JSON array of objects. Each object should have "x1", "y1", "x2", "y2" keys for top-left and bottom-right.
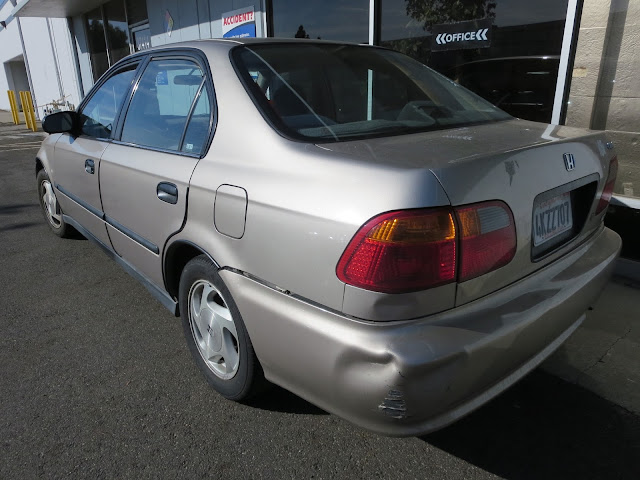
[
  {"x1": 37, "y1": 169, "x2": 72, "y2": 238},
  {"x1": 179, "y1": 255, "x2": 266, "y2": 401}
]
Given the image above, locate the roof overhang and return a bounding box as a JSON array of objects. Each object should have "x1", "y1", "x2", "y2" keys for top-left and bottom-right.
[{"x1": 12, "y1": 0, "x2": 107, "y2": 18}]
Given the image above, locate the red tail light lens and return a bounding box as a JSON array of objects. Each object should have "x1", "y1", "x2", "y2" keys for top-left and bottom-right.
[
  {"x1": 336, "y1": 209, "x2": 456, "y2": 293},
  {"x1": 596, "y1": 156, "x2": 618, "y2": 214},
  {"x1": 455, "y1": 201, "x2": 517, "y2": 282}
]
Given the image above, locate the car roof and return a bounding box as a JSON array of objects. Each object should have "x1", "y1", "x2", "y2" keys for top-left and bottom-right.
[{"x1": 139, "y1": 37, "x2": 374, "y2": 55}]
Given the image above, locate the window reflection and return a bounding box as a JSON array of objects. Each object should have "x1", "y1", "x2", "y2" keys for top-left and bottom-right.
[
  {"x1": 272, "y1": 0, "x2": 369, "y2": 43},
  {"x1": 86, "y1": 7, "x2": 109, "y2": 81},
  {"x1": 104, "y1": 1, "x2": 130, "y2": 65},
  {"x1": 381, "y1": 0, "x2": 569, "y2": 123}
]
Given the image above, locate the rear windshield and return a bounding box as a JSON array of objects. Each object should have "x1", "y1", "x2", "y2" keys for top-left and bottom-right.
[{"x1": 231, "y1": 43, "x2": 511, "y2": 142}]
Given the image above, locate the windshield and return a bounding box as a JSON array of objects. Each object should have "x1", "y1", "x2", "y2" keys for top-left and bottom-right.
[{"x1": 232, "y1": 43, "x2": 512, "y2": 142}]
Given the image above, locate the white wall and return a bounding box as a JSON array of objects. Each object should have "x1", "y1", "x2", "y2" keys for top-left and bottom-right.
[
  {"x1": 19, "y1": 16, "x2": 82, "y2": 118},
  {"x1": 0, "y1": 1, "x2": 26, "y2": 110},
  {"x1": 0, "y1": 0, "x2": 81, "y2": 118}
]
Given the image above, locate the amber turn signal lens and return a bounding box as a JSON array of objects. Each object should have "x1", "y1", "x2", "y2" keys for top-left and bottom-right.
[{"x1": 336, "y1": 209, "x2": 457, "y2": 293}]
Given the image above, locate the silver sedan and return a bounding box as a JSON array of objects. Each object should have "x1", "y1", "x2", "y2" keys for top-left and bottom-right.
[{"x1": 37, "y1": 39, "x2": 621, "y2": 436}]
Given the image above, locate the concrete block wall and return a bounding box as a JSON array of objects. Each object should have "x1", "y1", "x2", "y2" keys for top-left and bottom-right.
[{"x1": 566, "y1": 0, "x2": 640, "y2": 197}]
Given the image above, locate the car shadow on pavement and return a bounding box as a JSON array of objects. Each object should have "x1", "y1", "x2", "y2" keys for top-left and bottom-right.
[
  {"x1": 0, "y1": 221, "x2": 40, "y2": 232},
  {"x1": 422, "y1": 370, "x2": 640, "y2": 480},
  {"x1": 0, "y1": 202, "x2": 38, "y2": 214},
  {"x1": 245, "y1": 384, "x2": 328, "y2": 415}
]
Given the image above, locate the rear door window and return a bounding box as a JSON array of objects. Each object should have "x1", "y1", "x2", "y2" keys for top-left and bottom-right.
[
  {"x1": 120, "y1": 58, "x2": 207, "y2": 152},
  {"x1": 181, "y1": 87, "x2": 211, "y2": 155}
]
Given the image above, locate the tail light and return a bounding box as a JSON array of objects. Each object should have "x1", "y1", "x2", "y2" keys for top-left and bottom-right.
[
  {"x1": 595, "y1": 156, "x2": 618, "y2": 214},
  {"x1": 456, "y1": 201, "x2": 517, "y2": 282},
  {"x1": 336, "y1": 209, "x2": 456, "y2": 293},
  {"x1": 337, "y1": 201, "x2": 517, "y2": 293}
]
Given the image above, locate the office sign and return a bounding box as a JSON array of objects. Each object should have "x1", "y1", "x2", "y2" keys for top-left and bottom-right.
[
  {"x1": 431, "y1": 18, "x2": 492, "y2": 52},
  {"x1": 222, "y1": 6, "x2": 256, "y2": 38}
]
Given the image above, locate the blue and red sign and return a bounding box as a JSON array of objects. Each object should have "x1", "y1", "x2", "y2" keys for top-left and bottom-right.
[{"x1": 222, "y1": 7, "x2": 256, "y2": 39}]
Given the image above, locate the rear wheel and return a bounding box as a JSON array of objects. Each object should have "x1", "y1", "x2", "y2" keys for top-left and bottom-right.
[
  {"x1": 179, "y1": 255, "x2": 265, "y2": 401},
  {"x1": 37, "y1": 169, "x2": 71, "y2": 238}
]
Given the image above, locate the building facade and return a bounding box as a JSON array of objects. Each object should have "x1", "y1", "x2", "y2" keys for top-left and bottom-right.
[{"x1": 0, "y1": 0, "x2": 638, "y2": 203}]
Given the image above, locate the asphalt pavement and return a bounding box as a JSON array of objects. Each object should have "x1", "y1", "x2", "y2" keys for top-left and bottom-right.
[{"x1": 1, "y1": 116, "x2": 639, "y2": 479}]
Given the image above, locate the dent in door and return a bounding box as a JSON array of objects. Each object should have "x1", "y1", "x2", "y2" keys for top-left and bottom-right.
[{"x1": 214, "y1": 185, "x2": 247, "y2": 239}]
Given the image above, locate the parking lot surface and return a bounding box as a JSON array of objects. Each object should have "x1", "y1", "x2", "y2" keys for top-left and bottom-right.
[{"x1": 1, "y1": 126, "x2": 639, "y2": 479}]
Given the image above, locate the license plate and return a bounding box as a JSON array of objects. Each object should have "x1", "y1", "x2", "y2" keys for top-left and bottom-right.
[{"x1": 533, "y1": 192, "x2": 573, "y2": 247}]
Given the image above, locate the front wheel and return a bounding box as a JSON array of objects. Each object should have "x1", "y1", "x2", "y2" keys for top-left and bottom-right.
[
  {"x1": 37, "y1": 169, "x2": 72, "y2": 238},
  {"x1": 179, "y1": 255, "x2": 265, "y2": 401}
]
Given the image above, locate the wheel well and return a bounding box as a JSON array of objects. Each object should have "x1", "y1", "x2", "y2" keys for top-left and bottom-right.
[
  {"x1": 35, "y1": 158, "x2": 44, "y2": 174},
  {"x1": 165, "y1": 242, "x2": 216, "y2": 306}
]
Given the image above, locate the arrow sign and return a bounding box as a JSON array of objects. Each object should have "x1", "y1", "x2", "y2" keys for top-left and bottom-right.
[
  {"x1": 431, "y1": 18, "x2": 492, "y2": 52},
  {"x1": 477, "y1": 28, "x2": 488, "y2": 41}
]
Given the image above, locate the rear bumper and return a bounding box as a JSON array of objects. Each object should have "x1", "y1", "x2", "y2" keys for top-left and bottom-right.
[{"x1": 221, "y1": 226, "x2": 621, "y2": 436}]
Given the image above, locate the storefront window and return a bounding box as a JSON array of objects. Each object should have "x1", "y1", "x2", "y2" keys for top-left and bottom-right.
[
  {"x1": 126, "y1": 0, "x2": 149, "y2": 26},
  {"x1": 271, "y1": 0, "x2": 369, "y2": 43},
  {"x1": 86, "y1": 7, "x2": 109, "y2": 82},
  {"x1": 104, "y1": 1, "x2": 130, "y2": 66},
  {"x1": 85, "y1": 1, "x2": 149, "y2": 81},
  {"x1": 381, "y1": 0, "x2": 569, "y2": 123}
]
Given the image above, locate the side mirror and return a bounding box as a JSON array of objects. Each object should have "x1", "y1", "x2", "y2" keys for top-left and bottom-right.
[{"x1": 42, "y1": 111, "x2": 78, "y2": 135}]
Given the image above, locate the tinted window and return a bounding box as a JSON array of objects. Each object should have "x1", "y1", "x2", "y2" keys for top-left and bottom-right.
[
  {"x1": 80, "y1": 65, "x2": 137, "y2": 139},
  {"x1": 233, "y1": 44, "x2": 511, "y2": 142},
  {"x1": 181, "y1": 87, "x2": 211, "y2": 155},
  {"x1": 86, "y1": 7, "x2": 109, "y2": 81},
  {"x1": 104, "y1": 0, "x2": 130, "y2": 65},
  {"x1": 380, "y1": 0, "x2": 569, "y2": 123},
  {"x1": 271, "y1": 0, "x2": 369, "y2": 43},
  {"x1": 120, "y1": 58, "x2": 204, "y2": 151}
]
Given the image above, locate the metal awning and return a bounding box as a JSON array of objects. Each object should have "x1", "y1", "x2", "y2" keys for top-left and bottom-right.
[{"x1": 11, "y1": 0, "x2": 107, "y2": 17}]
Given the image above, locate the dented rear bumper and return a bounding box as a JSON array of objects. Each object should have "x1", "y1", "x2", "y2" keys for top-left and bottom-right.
[{"x1": 221, "y1": 226, "x2": 621, "y2": 436}]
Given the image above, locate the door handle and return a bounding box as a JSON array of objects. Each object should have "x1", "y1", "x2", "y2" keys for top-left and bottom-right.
[
  {"x1": 85, "y1": 159, "x2": 95, "y2": 174},
  {"x1": 157, "y1": 182, "x2": 178, "y2": 204}
]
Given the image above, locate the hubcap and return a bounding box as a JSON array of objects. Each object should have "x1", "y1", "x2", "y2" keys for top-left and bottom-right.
[
  {"x1": 41, "y1": 180, "x2": 61, "y2": 228},
  {"x1": 188, "y1": 280, "x2": 240, "y2": 380}
]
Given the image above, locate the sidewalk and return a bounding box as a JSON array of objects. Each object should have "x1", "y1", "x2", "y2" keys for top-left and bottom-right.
[
  {"x1": 0, "y1": 109, "x2": 44, "y2": 137},
  {"x1": 542, "y1": 277, "x2": 640, "y2": 415}
]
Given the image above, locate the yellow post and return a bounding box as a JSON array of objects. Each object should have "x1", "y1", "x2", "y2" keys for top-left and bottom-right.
[
  {"x1": 19, "y1": 91, "x2": 37, "y2": 132},
  {"x1": 24, "y1": 91, "x2": 37, "y2": 132},
  {"x1": 19, "y1": 92, "x2": 29, "y2": 130},
  {"x1": 7, "y1": 90, "x2": 20, "y2": 124},
  {"x1": 18, "y1": 92, "x2": 26, "y2": 127}
]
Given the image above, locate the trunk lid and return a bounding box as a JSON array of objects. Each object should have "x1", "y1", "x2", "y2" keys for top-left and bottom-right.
[{"x1": 319, "y1": 119, "x2": 615, "y2": 305}]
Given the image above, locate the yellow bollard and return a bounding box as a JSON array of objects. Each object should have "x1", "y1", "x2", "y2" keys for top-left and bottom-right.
[
  {"x1": 19, "y1": 92, "x2": 29, "y2": 130},
  {"x1": 24, "y1": 91, "x2": 37, "y2": 132},
  {"x1": 19, "y1": 91, "x2": 37, "y2": 132},
  {"x1": 7, "y1": 90, "x2": 20, "y2": 124}
]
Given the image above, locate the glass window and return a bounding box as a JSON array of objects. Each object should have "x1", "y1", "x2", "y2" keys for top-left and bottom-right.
[
  {"x1": 86, "y1": 7, "x2": 109, "y2": 81},
  {"x1": 181, "y1": 88, "x2": 212, "y2": 155},
  {"x1": 121, "y1": 59, "x2": 205, "y2": 151},
  {"x1": 381, "y1": 0, "x2": 569, "y2": 123},
  {"x1": 104, "y1": 0, "x2": 130, "y2": 65},
  {"x1": 233, "y1": 44, "x2": 510, "y2": 142},
  {"x1": 86, "y1": 1, "x2": 149, "y2": 82},
  {"x1": 271, "y1": 0, "x2": 369, "y2": 43},
  {"x1": 80, "y1": 65, "x2": 137, "y2": 139},
  {"x1": 126, "y1": 0, "x2": 149, "y2": 26},
  {"x1": 132, "y1": 26, "x2": 151, "y2": 52}
]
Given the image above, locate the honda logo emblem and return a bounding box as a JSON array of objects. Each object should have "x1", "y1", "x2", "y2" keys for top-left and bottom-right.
[{"x1": 563, "y1": 153, "x2": 576, "y2": 171}]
